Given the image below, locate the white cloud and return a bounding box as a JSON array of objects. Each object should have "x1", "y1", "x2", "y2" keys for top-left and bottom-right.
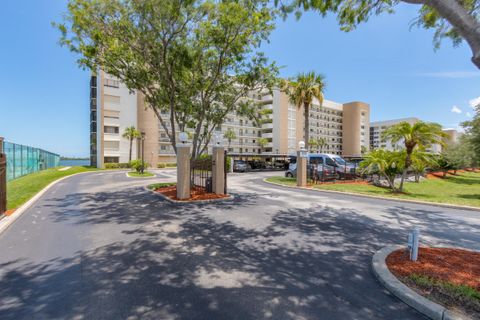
[
  {"x1": 414, "y1": 71, "x2": 480, "y2": 79},
  {"x1": 469, "y1": 97, "x2": 480, "y2": 108},
  {"x1": 466, "y1": 112, "x2": 472, "y2": 117},
  {"x1": 451, "y1": 105, "x2": 462, "y2": 114}
]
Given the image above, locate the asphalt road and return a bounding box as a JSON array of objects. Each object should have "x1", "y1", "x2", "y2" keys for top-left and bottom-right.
[{"x1": 0, "y1": 170, "x2": 479, "y2": 320}]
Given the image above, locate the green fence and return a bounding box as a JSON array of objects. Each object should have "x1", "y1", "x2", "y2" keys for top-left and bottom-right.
[{"x1": 2, "y1": 141, "x2": 60, "y2": 181}]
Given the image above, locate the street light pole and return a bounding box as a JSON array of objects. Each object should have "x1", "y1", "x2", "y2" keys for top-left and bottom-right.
[{"x1": 141, "y1": 132, "x2": 145, "y2": 174}]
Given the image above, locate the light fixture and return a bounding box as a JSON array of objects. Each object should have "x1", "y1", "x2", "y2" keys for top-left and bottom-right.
[
  {"x1": 298, "y1": 140, "x2": 305, "y2": 150},
  {"x1": 179, "y1": 132, "x2": 188, "y2": 144},
  {"x1": 213, "y1": 132, "x2": 224, "y2": 146}
]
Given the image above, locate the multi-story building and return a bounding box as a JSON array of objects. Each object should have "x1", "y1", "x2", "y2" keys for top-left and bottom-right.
[
  {"x1": 90, "y1": 72, "x2": 371, "y2": 168},
  {"x1": 369, "y1": 117, "x2": 458, "y2": 152}
]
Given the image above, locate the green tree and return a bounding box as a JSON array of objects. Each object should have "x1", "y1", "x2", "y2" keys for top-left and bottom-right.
[
  {"x1": 122, "y1": 126, "x2": 141, "y2": 162},
  {"x1": 224, "y1": 129, "x2": 237, "y2": 150},
  {"x1": 317, "y1": 137, "x2": 327, "y2": 152},
  {"x1": 276, "y1": 0, "x2": 480, "y2": 69},
  {"x1": 57, "y1": 0, "x2": 278, "y2": 159},
  {"x1": 382, "y1": 121, "x2": 447, "y2": 191},
  {"x1": 411, "y1": 149, "x2": 435, "y2": 182},
  {"x1": 308, "y1": 138, "x2": 319, "y2": 152},
  {"x1": 257, "y1": 137, "x2": 269, "y2": 152},
  {"x1": 462, "y1": 105, "x2": 480, "y2": 163},
  {"x1": 281, "y1": 71, "x2": 326, "y2": 149},
  {"x1": 360, "y1": 149, "x2": 404, "y2": 192}
]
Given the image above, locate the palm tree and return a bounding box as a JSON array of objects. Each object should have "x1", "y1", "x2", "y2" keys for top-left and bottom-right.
[
  {"x1": 281, "y1": 72, "x2": 326, "y2": 149},
  {"x1": 122, "y1": 126, "x2": 141, "y2": 162},
  {"x1": 257, "y1": 137, "x2": 269, "y2": 153},
  {"x1": 383, "y1": 121, "x2": 447, "y2": 191},
  {"x1": 224, "y1": 129, "x2": 237, "y2": 151},
  {"x1": 317, "y1": 137, "x2": 327, "y2": 152},
  {"x1": 308, "y1": 138, "x2": 319, "y2": 152},
  {"x1": 360, "y1": 149, "x2": 404, "y2": 192}
]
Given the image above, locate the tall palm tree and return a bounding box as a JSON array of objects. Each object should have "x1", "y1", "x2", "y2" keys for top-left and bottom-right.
[
  {"x1": 383, "y1": 121, "x2": 447, "y2": 191},
  {"x1": 224, "y1": 129, "x2": 237, "y2": 151},
  {"x1": 122, "y1": 126, "x2": 141, "y2": 162},
  {"x1": 317, "y1": 137, "x2": 327, "y2": 153},
  {"x1": 308, "y1": 138, "x2": 319, "y2": 152},
  {"x1": 281, "y1": 72, "x2": 326, "y2": 149}
]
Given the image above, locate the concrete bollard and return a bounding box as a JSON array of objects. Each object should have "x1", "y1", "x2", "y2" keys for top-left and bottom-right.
[{"x1": 297, "y1": 150, "x2": 307, "y2": 187}]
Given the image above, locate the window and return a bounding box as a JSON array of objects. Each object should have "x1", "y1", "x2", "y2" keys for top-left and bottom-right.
[
  {"x1": 104, "y1": 141, "x2": 119, "y2": 150},
  {"x1": 104, "y1": 79, "x2": 120, "y2": 88},
  {"x1": 104, "y1": 156, "x2": 119, "y2": 163},
  {"x1": 104, "y1": 126, "x2": 119, "y2": 134}
]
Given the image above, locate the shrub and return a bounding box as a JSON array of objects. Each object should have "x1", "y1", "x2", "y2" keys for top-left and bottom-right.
[
  {"x1": 129, "y1": 160, "x2": 148, "y2": 173},
  {"x1": 165, "y1": 162, "x2": 177, "y2": 167},
  {"x1": 157, "y1": 163, "x2": 166, "y2": 168},
  {"x1": 105, "y1": 163, "x2": 119, "y2": 169}
]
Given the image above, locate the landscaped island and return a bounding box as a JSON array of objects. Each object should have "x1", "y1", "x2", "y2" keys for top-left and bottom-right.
[{"x1": 266, "y1": 171, "x2": 480, "y2": 208}]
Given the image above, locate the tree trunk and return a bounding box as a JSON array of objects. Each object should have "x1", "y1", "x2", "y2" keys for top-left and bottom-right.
[
  {"x1": 129, "y1": 138, "x2": 133, "y2": 162},
  {"x1": 420, "y1": 0, "x2": 480, "y2": 69},
  {"x1": 304, "y1": 102, "x2": 310, "y2": 148}
]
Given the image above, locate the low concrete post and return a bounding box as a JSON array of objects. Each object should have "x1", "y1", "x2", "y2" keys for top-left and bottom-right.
[
  {"x1": 176, "y1": 144, "x2": 191, "y2": 200},
  {"x1": 212, "y1": 146, "x2": 225, "y2": 194},
  {"x1": 297, "y1": 150, "x2": 307, "y2": 187}
]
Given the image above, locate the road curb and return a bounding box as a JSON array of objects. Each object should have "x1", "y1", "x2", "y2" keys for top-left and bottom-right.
[
  {"x1": 262, "y1": 178, "x2": 480, "y2": 212},
  {"x1": 125, "y1": 172, "x2": 157, "y2": 179},
  {"x1": 372, "y1": 245, "x2": 464, "y2": 320},
  {"x1": 0, "y1": 170, "x2": 97, "y2": 235},
  {"x1": 144, "y1": 186, "x2": 234, "y2": 204}
]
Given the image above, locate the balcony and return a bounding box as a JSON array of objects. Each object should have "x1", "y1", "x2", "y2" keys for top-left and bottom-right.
[
  {"x1": 262, "y1": 132, "x2": 273, "y2": 139},
  {"x1": 262, "y1": 122, "x2": 273, "y2": 129}
]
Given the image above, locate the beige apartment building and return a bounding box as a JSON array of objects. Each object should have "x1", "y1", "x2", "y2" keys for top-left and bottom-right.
[{"x1": 90, "y1": 73, "x2": 371, "y2": 168}]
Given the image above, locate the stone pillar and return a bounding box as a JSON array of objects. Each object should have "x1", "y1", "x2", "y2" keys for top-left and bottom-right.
[
  {"x1": 212, "y1": 146, "x2": 225, "y2": 194},
  {"x1": 297, "y1": 150, "x2": 307, "y2": 187},
  {"x1": 176, "y1": 144, "x2": 191, "y2": 199}
]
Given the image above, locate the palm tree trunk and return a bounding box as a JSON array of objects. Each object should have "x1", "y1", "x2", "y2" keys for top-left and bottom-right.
[
  {"x1": 304, "y1": 102, "x2": 310, "y2": 147},
  {"x1": 129, "y1": 138, "x2": 133, "y2": 162},
  {"x1": 399, "y1": 151, "x2": 412, "y2": 191}
]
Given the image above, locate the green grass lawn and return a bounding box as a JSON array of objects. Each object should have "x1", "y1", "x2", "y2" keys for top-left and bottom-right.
[
  {"x1": 7, "y1": 166, "x2": 99, "y2": 210},
  {"x1": 147, "y1": 182, "x2": 176, "y2": 190},
  {"x1": 127, "y1": 171, "x2": 155, "y2": 178},
  {"x1": 266, "y1": 172, "x2": 480, "y2": 208}
]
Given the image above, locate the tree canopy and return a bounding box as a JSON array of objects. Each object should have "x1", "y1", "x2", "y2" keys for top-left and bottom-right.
[{"x1": 57, "y1": 0, "x2": 279, "y2": 158}]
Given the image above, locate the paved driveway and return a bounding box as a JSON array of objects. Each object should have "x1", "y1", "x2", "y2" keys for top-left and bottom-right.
[{"x1": 0, "y1": 170, "x2": 479, "y2": 319}]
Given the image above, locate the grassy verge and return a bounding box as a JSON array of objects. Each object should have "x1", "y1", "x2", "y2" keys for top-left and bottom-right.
[
  {"x1": 405, "y1": 274, "x2": 480, "y2": 316},
  {"x1": 147, "y1": 182, "x2": 176, "y2": 190},
  {"x1": 266, "y1": 172, "x2": 480, "y2": 208},
  {"x1": 127, "y1": 171, "x2": 155, "y2": 177},
  {"x1": 7, "y1": 166, "x2": 99, "y2": 210}
]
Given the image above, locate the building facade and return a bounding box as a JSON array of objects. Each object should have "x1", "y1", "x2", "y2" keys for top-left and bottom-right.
[
  {"x1": 90, "y1": 72, "x2": 371, "y2": 168},
  {"x1": 369, "y1": 117, "x2": 458, "y2": 152}
]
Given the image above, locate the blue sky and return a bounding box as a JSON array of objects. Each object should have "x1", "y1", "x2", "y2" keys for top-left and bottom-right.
[{"x1": 0, "y1": 1, "x2": 479, "y2": 157}]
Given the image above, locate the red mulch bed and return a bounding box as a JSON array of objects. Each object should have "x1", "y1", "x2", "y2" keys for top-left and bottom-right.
[
  {"x1": 387, "y1": 247, "x2": 480, "y2": 291},
  {"x1": 308, "y1": 180, "x2": 369, "y2": 187},
  {"x1": 155, "y1": 185, "x2": 229, "y2": 202},
  {"x1": 5, "y1": 209, "x2": 16, "y2": 216}
]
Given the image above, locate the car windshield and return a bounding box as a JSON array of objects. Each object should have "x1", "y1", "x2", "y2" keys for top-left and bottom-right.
[
  {"x1": 333, "y1": 156, "x2": 346, "y2": 165},
  {"x1": 235, "y1": 160, "x2": 245, "y2": 164}
]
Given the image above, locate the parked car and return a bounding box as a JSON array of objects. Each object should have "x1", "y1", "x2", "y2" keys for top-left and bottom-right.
[
  {"x1": 286, "y1": 153, "x2": 358, "y2": 180},
  {"x1": 233, "y1": 160, "x2": 248, "y2": 172},
  {"x1": 285, "y1": 163, "x2": 338, "y2": 180}
]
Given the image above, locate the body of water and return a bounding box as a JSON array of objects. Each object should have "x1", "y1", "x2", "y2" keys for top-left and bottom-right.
[{"x1": 59, "y1": 159, "x2": 91, "y2": 167}]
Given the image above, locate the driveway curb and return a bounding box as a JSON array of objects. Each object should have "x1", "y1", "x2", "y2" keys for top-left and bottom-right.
[
  {"x1": 144, "y1": 186, "x2": 234, "y2": 204},
  {"x1": 263, "y1": 178, "x2": 480, "y2": 212},
  {"x1": 0, "y1": 170, "x2": 98, "y2": 235},
  {"x1": 372, "y1": 245, "x2": 464, "y2": 320}
]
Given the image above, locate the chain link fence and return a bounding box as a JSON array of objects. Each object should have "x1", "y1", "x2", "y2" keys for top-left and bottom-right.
[{"x1": 2, "y1": 140, "x2": 60, "y2": 182}]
